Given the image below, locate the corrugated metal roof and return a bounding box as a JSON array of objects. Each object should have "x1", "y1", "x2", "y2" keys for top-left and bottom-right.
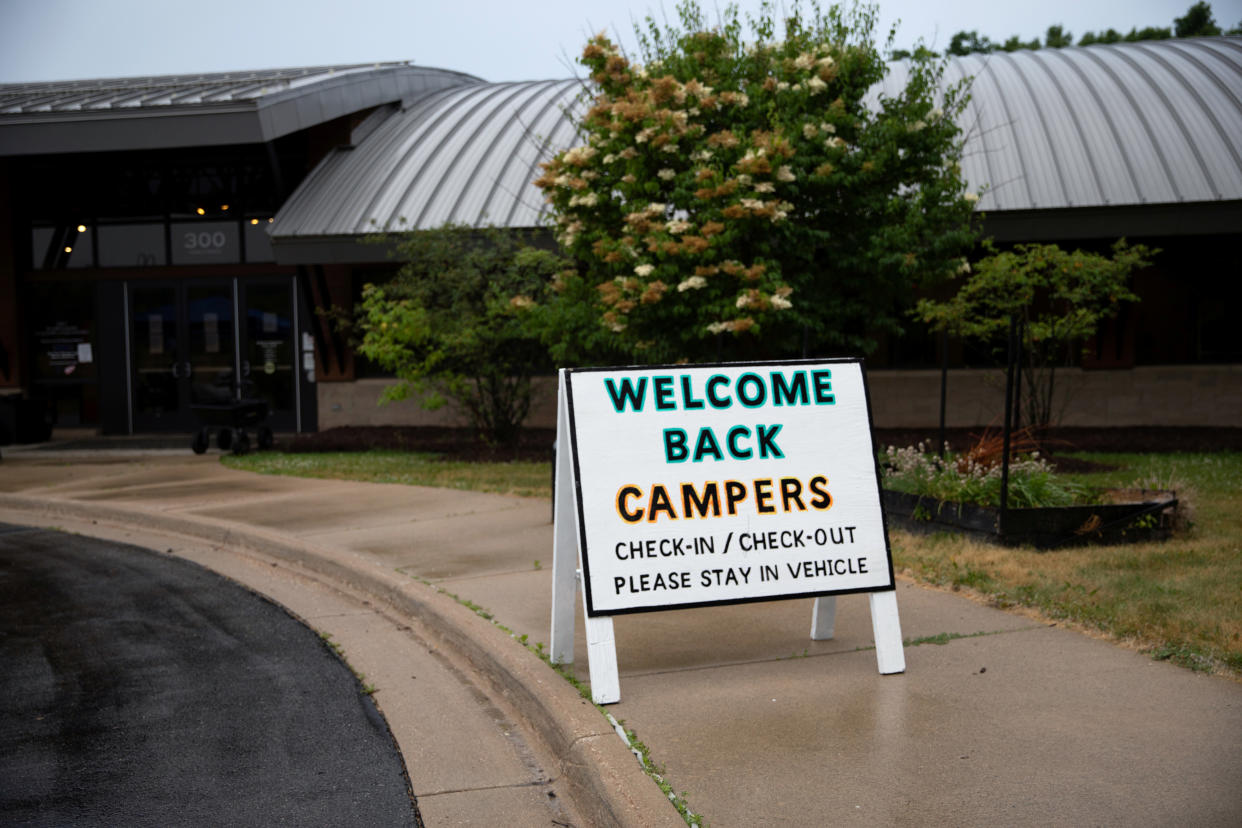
[
  {"x1": 0, "y1": 63, "x2": 452, "y2": 112},
  {"x1": 887, "y1": 36, "x2": 1242, "y2": 211},
  {"x1": 0, "y1": 63, "x2": 482, "y2": 155},
  {"x1": 272, "y1": 78, "x2": 584, "y2": 238},
  {"x1": 271, "y1": 37, "x2": 1242, "y2": 252}
]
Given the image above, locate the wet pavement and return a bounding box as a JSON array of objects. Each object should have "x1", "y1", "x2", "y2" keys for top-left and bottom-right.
[
  {"x1": 2, "y1": 447, "x2": 1241, "y2": 826},
  {"x1": 0, "y1": 524, "x2": 419, "y2": 827}
]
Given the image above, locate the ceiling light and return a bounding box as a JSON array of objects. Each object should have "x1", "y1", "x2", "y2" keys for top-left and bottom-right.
[
  {"x1": 196, "y1": 207, "x2": 206, "y2": 216},
  {"x1": 64, "y1": 246, "x2": 73, "y2": 253},
  {"x1": 220, "y1": 204, "x2": 229, "y2": 211},
  {"x1": 77, "y1": 224, "x2": 87, "y2": 233}
]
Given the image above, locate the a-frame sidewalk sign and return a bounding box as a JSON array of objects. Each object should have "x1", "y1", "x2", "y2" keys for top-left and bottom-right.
[{"x1": 550, "y1": 359, "x2": 904, "y2": 704}]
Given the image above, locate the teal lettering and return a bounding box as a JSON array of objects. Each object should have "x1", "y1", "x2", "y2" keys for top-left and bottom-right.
[
  {"x1": 693, "y1": 427, "x2": 724, "y2": 462},
  {"x1": 736, "y1": 373, "x2": 766, "y2": 407},
  {"x1": 664, "y1": 428, "x2": 688, "y2": 463},
  {"x1": 653, "y1": 375, "x2": 675, "y2": 410},
  {"x1": 680, "y1": 375, "x2": 705, "y2": 410},
  {"x1": 772, "y1": 371, "x2": 809, "y2": 406},
  {"x1": 812, "y1": 371, "x2": 834, "y2": 405},
  {"x1": 605, "y1": 377, "x2": 647, "y2": 412},
  {"x1": 757, "y1": 424, "x2": 784, "y2": 458},
  {"x1": 705, "y1": 375, "x2": 732, "y2": 408},
  {"x1": 726, "y1": 426, "x2": 753, "y2": 459}
]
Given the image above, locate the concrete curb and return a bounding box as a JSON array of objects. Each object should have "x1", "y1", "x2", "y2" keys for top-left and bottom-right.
[{"x1": 0, "y1": 493, "x2": 683, "y2": 828}]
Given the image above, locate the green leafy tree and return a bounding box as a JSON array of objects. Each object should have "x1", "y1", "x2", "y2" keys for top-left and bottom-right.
[
  {"x1": 946, "y1": 30, "x2": 996, "y2": 56},
  {"x1": 950, "y1": 1, "x2": 1232, "y2": 53},
  {"x1": 1043, "y1": 25, "x2": 1074, "y2": 48},
  {"x1": 914, "y1": 241, "x2": 1155, "y2": 428},
  {"x1": 1000, "y1": 35, "x2": 1041, "y2": 52},
  {"x1": 1174, "y1": 1, "x2": 1222, "y2": 36},
  {"x1": 1078, "y1": 29, "x2": 1124, "y2": 46},
  {"x1": 534, "y1": 0, "x2": 978, "y2": 364},
  {"x1": 1122, "y1": 26, "x2": 1173, "y2": 41},
  {"x1": 354, "y1": 225, "x2": 568, "y2": 445}
]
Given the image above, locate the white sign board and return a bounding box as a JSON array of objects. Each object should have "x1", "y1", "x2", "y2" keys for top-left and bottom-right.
[{"x1": 565, "y1": 359, "x2": 894, "y2": 617}]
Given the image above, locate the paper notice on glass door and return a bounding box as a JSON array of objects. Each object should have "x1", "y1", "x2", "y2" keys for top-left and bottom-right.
[
  {"x1": 204, "y1": 313, "x2": 220, "y2": 353},
  {"x1": 149, "y1": 314, "x2": 164, "y2": 355}
]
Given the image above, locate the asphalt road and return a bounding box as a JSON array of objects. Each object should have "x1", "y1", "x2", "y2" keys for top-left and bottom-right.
[{"x1": 0, "y1": 523, "x2": 420, "y2": 827}]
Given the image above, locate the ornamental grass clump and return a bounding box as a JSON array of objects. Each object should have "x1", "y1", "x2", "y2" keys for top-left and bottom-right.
[{"x1": 880, "y1": 442, "x2": 1094, "y2": 509}]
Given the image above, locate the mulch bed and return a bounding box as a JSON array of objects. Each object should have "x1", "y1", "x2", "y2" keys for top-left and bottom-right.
[{"x1": 282, "y1": 425, "x2": 1242, "y2": 468}]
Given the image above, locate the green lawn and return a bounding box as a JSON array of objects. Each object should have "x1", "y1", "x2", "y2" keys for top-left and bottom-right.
[
  {"x1": 223, "y1": 448, "x2": 1242, "y2": 678},
  {"x1": 891, "y1": 452, "x2": 1242, "y2": 677},
  {"x1": 222, "y1": 450, "x2": 552, "y2": 499}
]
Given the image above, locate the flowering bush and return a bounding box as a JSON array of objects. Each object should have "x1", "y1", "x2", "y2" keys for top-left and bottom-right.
[
  {"x1": 880, "y1": 443, "x2": 1095, "y2": 509},
  {"x1": 534, "y1": 0, "x2": 978, "y2": 363}
]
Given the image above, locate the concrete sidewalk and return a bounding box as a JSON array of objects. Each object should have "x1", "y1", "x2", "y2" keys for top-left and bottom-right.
[{"x1": 3, "y1": 446, "x2": 1241, "y2": 826}]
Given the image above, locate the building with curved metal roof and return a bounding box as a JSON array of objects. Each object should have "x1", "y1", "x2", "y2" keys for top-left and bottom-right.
[
  {"x1": 270, "y1": 36, "x2": 1242, "y2": 263},
  {"x1": 0, "y1": 39, "x2": 1239, "y2": 438},
  {"x1": 0, "y1": 63, "x2": 481, "y2": 155},
  {"x1": 270, "y1": 79, "x2": 583, "y2": 263}
]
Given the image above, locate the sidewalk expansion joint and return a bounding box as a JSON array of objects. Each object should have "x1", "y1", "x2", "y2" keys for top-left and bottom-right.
[{"x1": 416, "y1": 778, "x2": 561, "y2": 798}]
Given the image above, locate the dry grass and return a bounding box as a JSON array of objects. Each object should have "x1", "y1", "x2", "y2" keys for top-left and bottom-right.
[{"x1": 891, "y1": 451, "x2": 1242, "y2": 677}]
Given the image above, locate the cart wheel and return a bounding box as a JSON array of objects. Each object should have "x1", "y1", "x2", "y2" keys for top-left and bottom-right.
[
  {"x1": 232, "y1": 431, "x2": 251, "y2": 456},
  {"x1": 257, "y1": 426, "x2": 274, "y2": 451},
  {"x1": 217, "y1": 428, "x2": 233, "y2": 451},
  {"x1": 192, "y1": 428, "x2": 210, "y2": 455}
]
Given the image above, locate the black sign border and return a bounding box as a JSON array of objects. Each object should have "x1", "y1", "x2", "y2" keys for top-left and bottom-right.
[{"x1": 565, "y1": 357, "x2": 895, "y2": 618}]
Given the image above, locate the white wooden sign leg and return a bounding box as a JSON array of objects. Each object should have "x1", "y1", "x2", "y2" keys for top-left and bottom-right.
[
  {"x1": 550, "y1": 371, "x2": 578, "y2": 665},
  {"x1": 869, "y1": 590, "x2": 906, "y2": 674},
  {"x1": 583, "y1": 598, "x2": 620, "y2": 704},
  {"x1": 810, "y1": 595, "x2": 837, "y2": 640}
]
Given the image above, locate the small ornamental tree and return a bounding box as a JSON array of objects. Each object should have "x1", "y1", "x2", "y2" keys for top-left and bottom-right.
[
  {"x1": 354, "y1": 225, "x2": 568, "y2": 445},
  {"x1": 914, "y1": 240, "x2": 1155, "y2": 428},
  {"x1": 533, "y1": 0, "x2": 978, "y2": 364}
]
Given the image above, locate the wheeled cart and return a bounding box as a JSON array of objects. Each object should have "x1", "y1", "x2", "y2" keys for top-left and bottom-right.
[{"x1": 190, "y1": 399, "x2": 273, "y2": 455}]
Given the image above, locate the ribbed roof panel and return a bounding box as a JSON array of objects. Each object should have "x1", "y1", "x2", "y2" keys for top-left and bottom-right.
[
  {"x1": 0, "y1": 63, "x2": 468, "y2": 113},
  {"x1": 271, "y1": 37, "x2": 1242, "y2": 243},
  {"x1": 272, "y1": 79, "x2": 583, "y2": 236}
]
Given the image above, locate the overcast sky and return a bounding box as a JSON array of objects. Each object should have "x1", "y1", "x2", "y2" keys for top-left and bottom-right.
[{"x1": 2, "y1": 0, "x2": 1238, "y2": 84}]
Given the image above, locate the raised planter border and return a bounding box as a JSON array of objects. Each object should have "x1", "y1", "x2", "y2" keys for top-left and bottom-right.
[{"x1": 882, "y1": 488, "x2": 1178, "y2": 549}]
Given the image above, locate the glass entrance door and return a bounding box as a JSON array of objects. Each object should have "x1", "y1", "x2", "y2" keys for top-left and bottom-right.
[
  {"x1": 240, "y1": 278, "x2": 297, "y2": 432},
  {"x1": 129, "y1": 280, "x2": 235, "y2": 431}
]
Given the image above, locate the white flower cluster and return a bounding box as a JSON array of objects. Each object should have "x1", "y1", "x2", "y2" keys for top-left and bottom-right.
[
  {"x1": 677, "y1": 276, "x2": 707, "y2": 292},
  {"x1": 563, "y1": 146, "x2": 598, "y2": 166}
]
